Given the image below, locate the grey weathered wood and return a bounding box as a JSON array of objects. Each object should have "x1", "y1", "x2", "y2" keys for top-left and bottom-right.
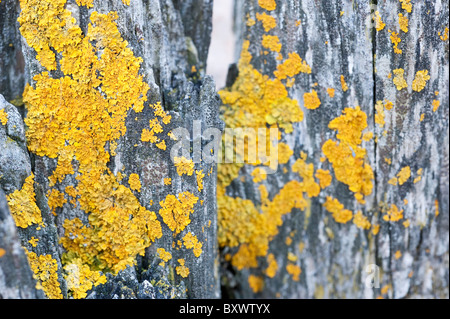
[
  {"x1": 219, "y1": 0, "x2": 448, "y2": 299},
  {"x1": 0, "y1": 0, "x2": 220, "y2": 299}
]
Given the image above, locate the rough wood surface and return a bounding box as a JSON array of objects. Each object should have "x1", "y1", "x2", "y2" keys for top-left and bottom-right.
[{"x1": 218, "y1": 0, "x2": 448, "y2": 299}]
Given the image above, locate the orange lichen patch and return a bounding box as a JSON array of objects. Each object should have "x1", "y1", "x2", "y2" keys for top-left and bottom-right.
[
  {"x1": 392, "y1": 68, "x2": 408, "y2": 90},
  {"x1": 248, "y1": 275, "x2": 264, "y2": 293},
  {"x1": 384, "y1": 100, "x2": 394, "y2": 110},
  {"x1": 265, "y1": 254, "x2": 278, "y2": 278},
  {"x1": 47, "y1": 189, "x2": 67, "y2": 214},
  {"x1": 219, "y1": 41, "x2": 304, "y2": 138},
  {"x1": 0, "y1": 248, "x2": 5, "y2": 258},
  {"x1": 340, "y1": 75, "x2": 348, "y2": 92},
  {"x1": 246, "y1": 17, "x2": 256, "y2": 27},
  {"x1": 25, "y1": 250, "x2": 62, "y2": 299},
  {"x1": 258, "y1": 0, "x2": 276, "y2": 11},
  {"x1": 326, "y1": 88, "x2": 335, "y2": 98},
  {"x1": 374, "y1": 11, "x2": 386, "y2": 31},
  {"x1": 276, "y1": 142, "x2": 293, "y2": 164},
  {"x1": 362, "y1": 132, "x2": 373, "y2": 141},
  {"x1": 29, "y1": 237, "x2": 39, "y2": 247},
  {"x1": 274, "y1": 52, "x2": 311, "y2": 80},
  {"x1": 251, "y1": 167, "x2": 267, "y2": 183},
  {"x1": 287, "y1": 252, "x2": 297, "y2": 262},
  {"x1": 295, "y1": 20, "x2": 301, "y2": 27},
  {"x1": 291, "y1": 155, "x2": 320, "y2": 198},
  {"x1": 397, "y1": 166, "x2": 411, "y2": 185},
  {"x1": 0, "y1": 109, "x2": 8, "y2": 125},
  {"x1": 157, "y1": 248, "x2": 172, "y2": 262},
  {"x1": 419, "y1": 113, "x2": 425, "y2": 122},
  {"x1": 315, "y1": 169, "x2": 332, "y2": 189},
  {"x1": 256, "y1": 12, "x2": 276, "y2": 32},
  {"x1": 176, "y1": 259, "x2": 190, "y2": 278},
  {"x1": 6, "y1": 173, "x2": 42, "y2": 229},
  {"x1": 353, "y1": 211, "x2": 371, "y2": 230},
  {"x1": 158, "y1": 192, "x2": 199, "y2": 235},
  {"x1": 385, "y1": 158, "x2": 392, "y2": 165},
  {"x1": 286, "y1": 263, "x2": 301, "y2": 281},
  {"x1": 183, "y1": 232, "x2": 203, "y2": 257},
  {"x1": 432, "y1": 99, "x2": 440, "y2": 112},
  {"x1": 64, "y1": 258, "x2": 107, "y2": 299},
  {"x1": 371, "y1": 224, "x2": 380, "y2": 235},
  {"x1": 322, "y1": 106, "x2": 374, "y2": 202},
  {"x1": 174, "y1": 157, "x2": 195, "y2": 176},
  {"x1": 394, "y1": 250, "x2": 402, "y2": 260},
  {"x1": 285, "y1": 78, "x2": 295, "y2": 87},
  {"x1": 439, "y1": 27, "x2": 449, "y2": 41},
  {"x1": 196, "y1": 170, "x2": 205, "y2": 192},
  {"x1": 18, "y1": 0, "x2": 167, "y2": 285},
  {"x1": 398, "y1": 14, "x2": 409, "y2": 33},
  {"x1": 323, "y1": 196, "x2": 353, "y2": 224},
  {"x1": 435, "y1": 199, "x2": 439, "y2": 217},
  {"x1": 375, "y1": 101, "x2": 386, "y2": 127},
  {"x1": 412, "y1": 70, "x2": 430, "y2": 92},
  {"x1": 164, "y1": 177, "x2": 172, "y2": 185},
  {"x1": 285, "y1": 237, "x2": 293, "y2": 246},
  {"x1": 399, "y1": 0, "x2": 412, "y2": 13},
  {"x1": 388, "y1": 177, "x2": 398, "y2": 186},
  {"x1": 303, "y1": 89, "x2": 321, "y2": 110},
  {"x1": 65, "y1": 186, "x2": 78, "y2": 200},
  {"x1": 262, "y1": 35, "x2": 282, "y2": 52},
  {"x1": 389, "y1": 31, "x2": 402, "y2": 54},
  {"x1": 383, "y1": 204, "x2": 404, "y2": 222},
  {"x1": 128, "y1": 173, "x2": 142, "y2": 192},
  {"x1": 403, "y1": 219, "x2": 410, "y2": 228}
]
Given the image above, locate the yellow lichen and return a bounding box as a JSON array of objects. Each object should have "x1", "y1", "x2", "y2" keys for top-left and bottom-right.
[
  {"x1": 256, "y1": 12, "x2": 276, "y2": 32},
  {"x1": 375, "y1": 100, "x2": 386, "y2": 127},
  {"x1": 182, "y1": 232, "x2": 203, "y2": 258},
  {"x1": 174, "y1": 157, "x2": 195, "y2": 176},
  {"x1": 398, "y1": 13, "x2": 409, "y2": 33},
  {"x1": 274, "y1": 53, "x2": 311, "y2": 80},
  {"x1": 326, "y1": 88, "x2": 335, "y2": 98},
  {"x1": 412, "y1": 70, "x2": 430, "y2": 92},
  {"x1": 394, "y1": 250, "x2": 402, "y2": 260},
  {"x1": 277, "y1": 142, "x2": 293, "y2": 164},
  {"x1": 265, "y1": 253, "x2": 278, "y2": 278},
  {"x1": 157, "y1": 248, "x2": 172, "y2": 262},
  {"x1": 251, "y1": 167, "x2": 267, "y2": 183},
  {"x1": 176, "y1": 259, "x2": 189, "y2": 278},
  {"x1": 374, "y1": 11, "x2": 386, "y2": 31},
  {"x1": 389, "y1": 31, "x2": 402, "y2": 54},
  {"x1": 258, "y1": 0, "x2": 276, "y2": 11},
  {"x1": 128, "y1": 173, "x2": 142, "y2": 192},
  {"x1": 286, "y1": 263, "x2": 301, "y2": 281},
  {"x1": 0, "y1": 109, "x2": 8, "y2": 125},
  {"x1": 262, "y1": 35, "x2": 282, "y2": 52},
  {"x1": 383, "y1": 204, "x2": 404, "y2": 222},
  {"x1": 353, "y1": 211, "x2": 371, "y2": 230},
  {"x1": 6, "y1": 173, "x2": 42, "y2": 229},
  {"x1": 64, "y1": 258, "x2": 107, "y2": 299},
  {"x1": 439, "y1": 27, "x2": 449, "y2": 41},
  {"x1": 158, "y1": 192, "x2": 199, "y2": 234},
  {"x1": 47, "y1": 189, "x2": 67, "y2": 215},
  {"x1": 397, "y1": 166, "x2": 411, "y2": 185},
  {"x1": 164, "y1": 177, "x2": 172, "y2": 185},
  {"x1": 25, "y1": 250, "x2": 63, "y2": 299},
  {"x1": 432, "y1": 99, "x2": 440, "y2": 112},
  {"x1": 29, "y1": 237, "x2": 39, "y2": 247},
  {"x1": 399, "y1": 0, "x2": 412, "y2": 13},
  {"x1": 392, "y1": 68, "x2": 408, "y2": 90},
  {"x1": 315, "y1": 169, "x2": 332, "y2": 189},
  {"x1": 248, "y1": 275, "x2": 264, "y2": 293},
  {"x1": 323, "y1": 196, "x2": 353, "y2": 224},
  {"x1": 322, "y1": 106, "x2": 374, "y2": 202},
  {"x1": 340, "y1": 75, "x2": 348, "y2": 92},
  {"x1": 303, "y1": 89, "x2": 321, "y2": 110},
  {"x1": 196, "y1": 170, "x2": 205, "y2": 192}
]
